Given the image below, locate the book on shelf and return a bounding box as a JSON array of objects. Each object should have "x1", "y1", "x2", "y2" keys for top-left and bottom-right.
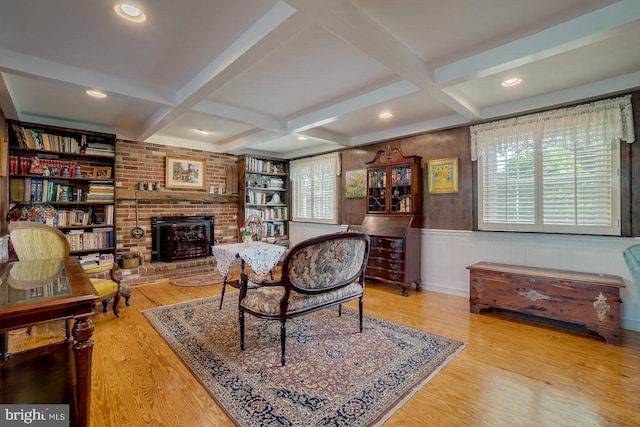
[
  {"x1": 64, "y1": 228, "x2": 113, "y2": 252},
  {"x1": 79, "y1": 253, "x2": 100, "y2": 267},
  {"x1": 10, "y1": 179, "x2": 25, "y2": 202},
  {"x1": 99, "y1": 253, "x2": 115, "y2": 265},
  {"x1": 104, "y1": 205, "x2": 114, "y2": 225}
]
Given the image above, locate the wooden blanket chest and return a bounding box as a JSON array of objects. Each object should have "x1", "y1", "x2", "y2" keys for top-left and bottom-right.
[{"x1": 466, "y1": 262, "x2": 625, "y2": 345}]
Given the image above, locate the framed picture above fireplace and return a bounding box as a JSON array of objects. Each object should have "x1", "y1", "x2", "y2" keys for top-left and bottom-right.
[{"x1": 165, "y1": 156, "x2": 206, "y2": 189}]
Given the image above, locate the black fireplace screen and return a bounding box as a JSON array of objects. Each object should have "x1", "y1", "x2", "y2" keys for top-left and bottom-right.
[{"x1": 151, "y1": 216, "x2": 215, "y2": 262}]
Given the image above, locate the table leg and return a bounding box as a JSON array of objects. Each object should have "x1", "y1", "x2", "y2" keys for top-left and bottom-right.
[
  {"x1": 219, "y1": 274, "x2": 229, "y2": 310},
  {"x1": 72, "y1": 317, "x2": 94, "y2": 427},
  {"x1": 0, "y1": 331, "x2": 8, "y2": 359}
]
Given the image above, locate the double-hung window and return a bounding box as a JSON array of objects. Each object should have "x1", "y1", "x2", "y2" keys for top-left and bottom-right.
[
  {"x1": 290, "y1": 152, "x2": 340, "y2": 224},
  {"x1": 471, "y1": 95, "x2": 634, "y2": 236}
]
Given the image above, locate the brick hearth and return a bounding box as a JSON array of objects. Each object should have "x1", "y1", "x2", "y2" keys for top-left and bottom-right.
[{"x1": 119, "y1": 256, "x2": 223, "y2": 287}]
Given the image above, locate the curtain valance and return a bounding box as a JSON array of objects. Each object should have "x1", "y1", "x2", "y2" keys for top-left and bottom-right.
[{"x1": 470, "y1": 95, "x2": 634, "y2": 161}]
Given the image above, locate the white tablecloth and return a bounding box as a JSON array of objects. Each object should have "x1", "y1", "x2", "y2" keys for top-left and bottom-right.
[{"x1": 211, "y1": 242, "x2": 286, "y2": 278}]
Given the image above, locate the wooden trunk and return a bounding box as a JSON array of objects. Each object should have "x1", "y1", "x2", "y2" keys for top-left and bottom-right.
[{"x1": 467, "y1": 262, "x2": 625, "y2": 345}]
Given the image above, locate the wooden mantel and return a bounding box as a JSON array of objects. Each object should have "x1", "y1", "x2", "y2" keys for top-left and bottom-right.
[{"x1": 116, "y1": 189, "x2": 239, "y2": 203}]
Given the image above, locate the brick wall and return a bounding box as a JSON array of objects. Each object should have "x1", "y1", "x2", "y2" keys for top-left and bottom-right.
[{"x1": 115, "y1": 139, "x2": 239, "y2": 286}]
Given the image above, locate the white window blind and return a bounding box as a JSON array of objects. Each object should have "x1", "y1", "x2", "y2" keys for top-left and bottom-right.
[
  {"x1": 290, "y1": 152, "x2": 340, "y2": 224},
  {"x1": 471, "y1": 95, "x2": 634, "y2": 235}
]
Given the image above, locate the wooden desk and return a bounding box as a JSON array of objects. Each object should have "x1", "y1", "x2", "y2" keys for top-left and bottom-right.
[
  {"x1": 358, "y1": 215, "x2": 422, "y2": 296},
  {"x1": 0, "y1": 257, "x2": 98, "y2": 427}
]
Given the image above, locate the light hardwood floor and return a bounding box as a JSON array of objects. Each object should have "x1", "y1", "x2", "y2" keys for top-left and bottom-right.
[{"x1": 10, "y1": 274, "x2": 640, "y2": 426}]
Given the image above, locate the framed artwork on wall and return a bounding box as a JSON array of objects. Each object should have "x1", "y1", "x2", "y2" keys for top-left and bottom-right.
[
  {"x1": 345, "y1": 169, "x2": 366, "y2": 198},
  {"x1": 427, "y1": 157, "x2": 458, "y2": 194},
  {"x1": 92, "y1": 166, "x2": 112, "y2": 179},
  {"x1": 165, "y1": 156, "x2": 206, "y2": 190}
]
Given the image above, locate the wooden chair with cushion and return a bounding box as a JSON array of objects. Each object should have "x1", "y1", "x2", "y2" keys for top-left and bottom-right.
[
  {"x1": 8, "y1": 221, "x2": 123, "y2": 317},
  {"x1": 238, "y1": 231, "x2": 370, "y2": 366}
]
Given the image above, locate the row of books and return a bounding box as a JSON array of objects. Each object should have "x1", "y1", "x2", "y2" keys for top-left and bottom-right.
[
  {"x1": 13, "y1": 178, "x2": 88, "y2": 203},
  {"x1": 261, "y1": 221, "x2": 286, "y2": 238},
  {"x1": 79, "y1": 253, "x2": 115, "y2": 267},
  {"x1": 245, "y1": 207, "x2": 287, "y2": 221},
  {"x1": 245, "y1": 156, "x2": 286, "y2": 174},
  {"x1": 12, "y1": 123, "x2": 86, "y2": 153},
  {"x1": 86, "y1": 181, "x2": 114, "y2": 202},
  {"x1": 39, "y1": 207, "x2": 114, "y2": 227},
  {"x1": 57, "y1": 208, "x2": 92, "y2": 226},
  {"x1": 9, "y1": 156, "x2": 80, "y2": 177},
  {"x1": 64, "y1": 228, "x2": 115, "y2": 252},
  {"x1": 245, "y1": 189, "x2": 285, "y2": 205},
  {"x1": 82, "y1": 142, "x2": 115, "y2": 158}
]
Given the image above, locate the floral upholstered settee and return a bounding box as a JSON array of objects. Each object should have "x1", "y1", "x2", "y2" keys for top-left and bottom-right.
[{"x1": 239, "y1": 231, "x2": 370, "y2": 366}]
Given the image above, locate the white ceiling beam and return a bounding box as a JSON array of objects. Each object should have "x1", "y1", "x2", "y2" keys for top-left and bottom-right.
[
  {"x1": 0, "y1": 48, "x2": 175, "y2": 106},
  {"x1": 351, "y1": 113, "x2": 472, "y2": 147},
  {"x1": 435, "y1": 0, "x2": 640, "y2": 87},
  {"x1": 299, "y1": 127, "x2": 350, "y2": 146},
  {"x1": 0, "y1": 72, "x2": 19, "y2": 119},
  {"x1": 307, "y1": 2, "x2": 482, "y2": 121},
  {"x1": 135, "y1": 1, "x2": 306, "y2": 141},
  {"x1": 145, "y1": 134, "x2": 224, "y2": 153},
  {"x1": 192, "y1": 100, "x2": 286, "y2": 132},
  {"x1": 481, "y1": 70, "x2": 640, "y2": 121},
  {"x1": 287, "y1": 80, "x2": 418, "y2": 132},
  {"x1": 215, "y1": 129, "x2": 290, "y2": 153}
]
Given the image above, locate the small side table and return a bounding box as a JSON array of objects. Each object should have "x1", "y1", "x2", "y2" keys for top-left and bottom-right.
[{"x1": 211, "y1": 242, "x2": 286, "y2": 309}]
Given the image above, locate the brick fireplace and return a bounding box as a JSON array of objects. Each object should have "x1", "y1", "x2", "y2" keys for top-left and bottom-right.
[
  {"x1": 151, "y1": 215, "x2": 215, "y2": 262},
  {"x1": 114, "y1": 139, "x2": 240, "y2": 287}
]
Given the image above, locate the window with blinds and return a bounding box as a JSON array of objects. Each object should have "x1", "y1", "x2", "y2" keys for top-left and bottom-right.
[
  {"x1": 472, "y1": 95, "x2": 633, "y2": 236},
  {"x1": 290, "y1": 152, "x2": 340, "y2": 224}
]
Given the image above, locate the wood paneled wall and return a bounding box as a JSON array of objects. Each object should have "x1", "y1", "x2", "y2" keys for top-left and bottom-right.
[
  {"x1": 340, "y1": 126, "x2": 473, "y2": 230},
  {"x1": 340, "y1": 90, "x2": 640, "y2": 236}
]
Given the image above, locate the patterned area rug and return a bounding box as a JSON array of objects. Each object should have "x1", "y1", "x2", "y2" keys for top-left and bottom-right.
[
  {"x1": 143, "y1": 296, "x2": 465, "y2": 427},
  {"x1": 169, "y1": 272, "x2": 222, "y2": 287}
]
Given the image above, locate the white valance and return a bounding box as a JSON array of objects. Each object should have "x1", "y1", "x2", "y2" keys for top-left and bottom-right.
[
  {"x1": 290, "y1": 152, "x2": 341, "y2": 180},
  {"x1": 470, "y1": 95, "x2": 634, "y2": 161}
]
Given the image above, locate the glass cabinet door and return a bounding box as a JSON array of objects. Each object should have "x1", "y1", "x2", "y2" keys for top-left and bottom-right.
[
  {"x1": 390, "y1": 165, "x2": 412, "y2": 213},
  {"x1": 367, "y1": 168, "x2": 387, "y2": 212}
]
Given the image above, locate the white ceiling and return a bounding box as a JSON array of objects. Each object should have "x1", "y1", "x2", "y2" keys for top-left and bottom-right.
[{"x1": 1, "y1": 0, "x2": 639, "y2": 159}]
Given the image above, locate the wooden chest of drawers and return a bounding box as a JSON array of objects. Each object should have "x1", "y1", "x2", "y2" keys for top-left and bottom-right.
[
  {"x1": 467, "y1": 262, "x2": 625, "y2": 345},
  {"x1": 359, "y1": 215, "x2": 421, "y2": 296}
]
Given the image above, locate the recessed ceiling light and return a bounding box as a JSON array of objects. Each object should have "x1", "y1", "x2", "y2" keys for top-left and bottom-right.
[
  {"x1": 378, "y1": 111, "x2": 393, "y2": 119},
  {"x1": 501, "y1": 77, "x2": 522, "y2": 87},
  {"x1": 114, "y1": 3, "x2": 147, "y2": 23},
  {"x1": 86, "y1": 89, "x2": 107, "y2": 98},
  {"x1": 196, "y1": 128, "x2": 211, "y2": 135},
  {"x1": 297, "y1": 136, "x2": 308, "y2": 141}
]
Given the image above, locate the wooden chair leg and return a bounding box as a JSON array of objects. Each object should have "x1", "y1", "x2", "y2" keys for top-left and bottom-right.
[
  {"x1": 112, "y1": 293, "x2": 121, "y2": 318},
  {"x1": 280, "y1": 321, "x2": 286, "y2": 366},
  {"x1": 239, "y1": 309, "x2": 245, "y2": 351},
  {"x1": 359, "y1": 297, "x2": 363, "y2": 332}
]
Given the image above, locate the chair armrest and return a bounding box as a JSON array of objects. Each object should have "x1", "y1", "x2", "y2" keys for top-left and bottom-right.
[{"x1": 83, "y1": 263, "x2": 121, "y2": 284}]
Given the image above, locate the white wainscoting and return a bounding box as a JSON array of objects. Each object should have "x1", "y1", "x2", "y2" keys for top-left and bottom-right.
[{"x1": 289, "y1": 222, "x2": 640, "y2": 332}]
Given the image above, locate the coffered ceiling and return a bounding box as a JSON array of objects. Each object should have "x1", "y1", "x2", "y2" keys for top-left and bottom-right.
[{"x1": 1, "y1": 0, "x2": 639, "y2": 159}]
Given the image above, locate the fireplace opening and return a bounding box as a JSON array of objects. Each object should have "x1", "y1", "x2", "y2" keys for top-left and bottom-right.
[{"x1": 151, "y1": 216, "x2": 215, "y2": 262}]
